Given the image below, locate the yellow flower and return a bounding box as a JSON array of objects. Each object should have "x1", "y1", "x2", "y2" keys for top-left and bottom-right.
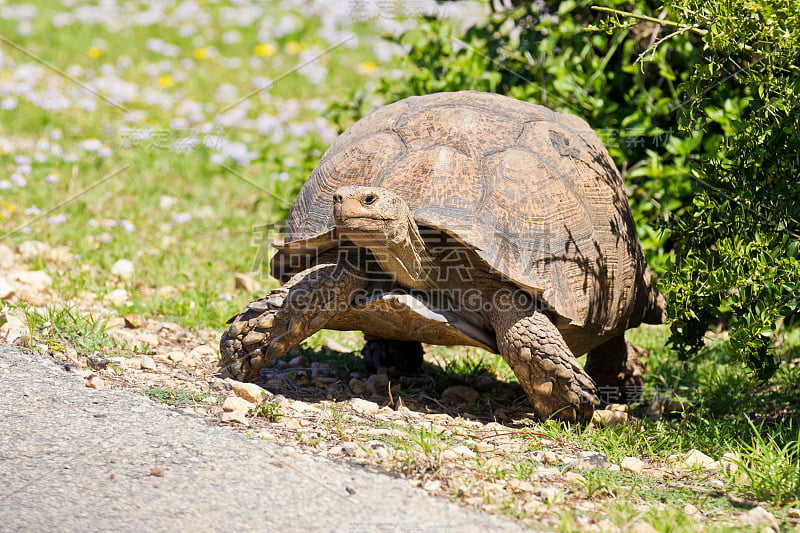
[
  {"x1": 159, "y1": 75, "x2": 174, "y2": 88},
  {"x1": 356, "y1": 61, "x2": 377, "y2": 75},
  {"x1": 254, "y1": 42, "x2": 276, "y2": 57},
  {"x1": 7, "y1": 204, "x2": 15, "y2": 212},
  {"x1": 285, "y1": 41, "x2": 305, "y2": 55},
  {"x1": 88, "y1": 47, "x2": 103, "y2": 59},
  {"x1": 193, "y1": 47, "x2": 207, "y2": 60}
]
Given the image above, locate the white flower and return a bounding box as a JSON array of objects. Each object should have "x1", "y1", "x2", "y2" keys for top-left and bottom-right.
[
  {"x1": 98, "y1": 232, "x2": 112, "y2": 243},
  {"x1": 45, "y1": 174, "x2": 59, "y2": 183},
  {"x1": 47, "y1": 213, "x2": 67, "y2": 225},
  {"x1": 172, "y1": 211, "x2": 192, "y2": 224},
  {"x1": 24, "y1": 205, "x2": 41, "y2": 216},
  {"x1": 1, "y1": 98, "x2": 18, "y2": 110},
  {"x1": 219, "y1": 291, "x2": 234, "y2": 302},
  {"x1": 111, "y1": 259, "x2": 134, "y2": 279},
  {"x1": 0, "y1": 181, "x2": 11, "y2": 189},
  {"x1": 222, "y1": 30, "x2": 241, "y2": 44},
  {"x1": 159, "y1": 195, "x2": 177, "y2": 209},
  {"x1": 80, "y1": 138, "x2": 103, "y2": 151},
  {"x1": 121, "y1": 219, "x2": 136, "y2": 232},
  {"x1": 11, "y1": 173, "x2": 27, "y2": 187}
]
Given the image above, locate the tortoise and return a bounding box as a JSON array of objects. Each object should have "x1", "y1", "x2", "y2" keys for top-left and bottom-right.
[{"x1": 220, "y1": 91, "x2": 664, "y2": 422}]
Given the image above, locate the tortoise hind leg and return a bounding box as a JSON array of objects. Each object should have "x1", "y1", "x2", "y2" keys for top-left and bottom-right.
[
  {"x1": 490, "y1": 306, "x2": 598, "y2": 422},
  {"x1": 220, "y1": 263, "x2": 369, "y2": 382},
  {"x1": 362, "y1": 334, "x2": 424, "y2": 374},
  {"x1": 584, "y1": 334, "x2": 645, "y2": 404}
]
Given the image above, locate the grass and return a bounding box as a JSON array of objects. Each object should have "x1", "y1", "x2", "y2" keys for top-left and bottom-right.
[
  {"x1": 141, "y1": 387, "x2": 212, "y2": 407},
  {"x1": 0, "y1": 1, "x2": 382, "y2": 330},
  {"x1": 21, "y1": 304, "x2": 117, "y2": 354},
  {"x1": 250, "y1": 400, "x2": 283, "y2": 422}
]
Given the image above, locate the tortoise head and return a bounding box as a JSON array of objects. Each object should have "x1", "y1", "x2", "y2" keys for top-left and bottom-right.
[
  {"x1": 332, "y1": 185, "x2": 436, "y2": 290},
  {"x1": 332, "y1": 186, "x2": 410, "y2": 247}
]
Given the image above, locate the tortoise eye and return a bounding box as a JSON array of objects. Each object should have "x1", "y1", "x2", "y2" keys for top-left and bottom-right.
[{"x1": 363, "y1": 194, "x2": 377, "y2": 205}]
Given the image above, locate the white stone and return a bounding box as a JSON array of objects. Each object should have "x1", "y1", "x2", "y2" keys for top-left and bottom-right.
[
  {"x1": 122, "y1": 358, "x2": 142, "y2": 370},
  {"x1": 441, "y1": 445, "x2": 477, "y2": 461},
  {"x1": 10, "y1": 270, "x2": 52, "y2": 290},
  {"x1": 229, "y1": 380, "x2": 269, "y2": 403},
  {"x1": 680, "y1": 449, "x2": 715, "y2": 469},
  {"x1": 348, "y1": 397, "x2": 380, "y2": 414},
  {"x1": 564, "y1": 472, "x2": 586, "y2": 485},
  {"x1": 567, "y1": 451, "x2": 611, "y2": 470},
  {"x1": 474, "y1": 441, "x2": 494, "y2": 453},
  {"x1": 629, "y1": 522, "x2": 658, "y2": 533},
  {"x1": 221, "y1": 411, "x2": 248, "y2": 425},
  {"x1": 541, "y1": 451, "x2": 559, "y2": 465},
  {"x1": 189, "y1": 344, "x2": 216, "y2": 358},
  {"x1": 0, "y1": 309, "x2": 26, "y2": 344},
  {"x1": 233, "y1": 272, "x2": 257, "y2": 292},
  {"x1": 17, "y1": 241, "x2": 49, "y2": 260},
  {"x1": 85, "y1": 375, "x2": 105, "y2": 390},
  {"x1": 621, "y1": 456, "x2": 645, "y2": 474},
  {"x1": 104, "y1": 288, "x2": 130, "y2": 306},
  {"x1": 364, "y1": 440, "x2": 393, "y2": 461},
  {"x1": 738, "y1": 506, "x2": 779, "y2": 529},
  {"x1": 167, "y1": 351, "x2": 185, "y2": 363},
  {"x1": 720, "y1": 451, "x2": 739, "y2": 473},
  {"x1": 422, "y1": 480, "x2": 442, "y2": 492},
  {"x1": 223, "y1": 396, "x2": 254, "y2": 412},
  {"x1": 0, "y1": 244, "x2": 14, "y2": 267},
  {"x1": 139, "y1": 356, "x2": 157, "y2": 370},
  {"x1": 0, "y1": 276, "x2": 15, "y2": 299},
  {"x1": 591, "y1": 409, "x2": 628, "y2": 427},
  {"x1": 539, "y1": 487, "x2": 564, "y2": 503},
  {"x1": 110, "y1": 259, "x2": 134, "y2": 279}
]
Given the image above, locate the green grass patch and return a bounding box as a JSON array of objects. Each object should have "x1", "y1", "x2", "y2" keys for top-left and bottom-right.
[{"x1": 140, "y1": 387, "x2": 212, "y2": 407}]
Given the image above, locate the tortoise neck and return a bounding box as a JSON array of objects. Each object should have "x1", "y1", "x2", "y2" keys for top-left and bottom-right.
[{"x1": 377, "y1": 213, "x2": 437, "y2": 290}]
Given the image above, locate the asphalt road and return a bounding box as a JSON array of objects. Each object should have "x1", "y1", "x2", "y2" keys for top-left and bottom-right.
[{"x1": 0, "y1": 345, "x2": 523, "y2": 532}]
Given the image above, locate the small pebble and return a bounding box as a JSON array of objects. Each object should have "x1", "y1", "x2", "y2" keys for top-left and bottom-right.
[
  {"x1": 223, "y1": 396, "x2": 254, "y2": 412},
  {"x1": 85, "y1": 375, "x2": 105, "y2": 390},
  {"x1": 229, "y1": 380, "x2": 269, "y2": 403},
  {"x1": 221, "y1": 411, "x2": 248, "y2": 425},
  {"x1": 621, "y1": 456, "x2": 645, "y2": 474},
  {"x1": 288, "y1": 355, "x2": 307, "y2": 368},
  {"x1": 348, "y1": 377, "x2": 366, "y2": 395}
]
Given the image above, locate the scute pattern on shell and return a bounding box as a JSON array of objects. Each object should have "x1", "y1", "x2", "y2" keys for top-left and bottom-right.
[{"x1": 281, "y1": 91, "x2": 654, "y2": 333}]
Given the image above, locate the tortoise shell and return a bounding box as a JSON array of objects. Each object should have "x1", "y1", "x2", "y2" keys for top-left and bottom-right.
[{"x1": 276, "y1": 91, "x2": 656, "y2": 333}]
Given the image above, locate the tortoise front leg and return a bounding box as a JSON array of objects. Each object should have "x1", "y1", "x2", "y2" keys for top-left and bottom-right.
[
  {"x1": 220, "y1": 263, "x2": 369, "y2": 381},
  {"x1": 490, "y1": 307, "x2": 599, "y2": 423}
]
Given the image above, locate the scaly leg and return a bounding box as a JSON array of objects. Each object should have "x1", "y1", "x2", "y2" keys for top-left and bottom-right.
[
  {"x1": 491, "y1": 307, "x2": 598, "y2": 422},
  {"x1": 220, "y1": 263, "x2": 369, "y2": 381},
  {"x1": 584, "y1": 334, "x2": 645, "y2": 404}
]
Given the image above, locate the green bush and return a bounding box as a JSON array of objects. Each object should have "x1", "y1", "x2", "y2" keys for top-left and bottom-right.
[{"x1": 330, "y1": 0, "x2": 799, "y2": 376}]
